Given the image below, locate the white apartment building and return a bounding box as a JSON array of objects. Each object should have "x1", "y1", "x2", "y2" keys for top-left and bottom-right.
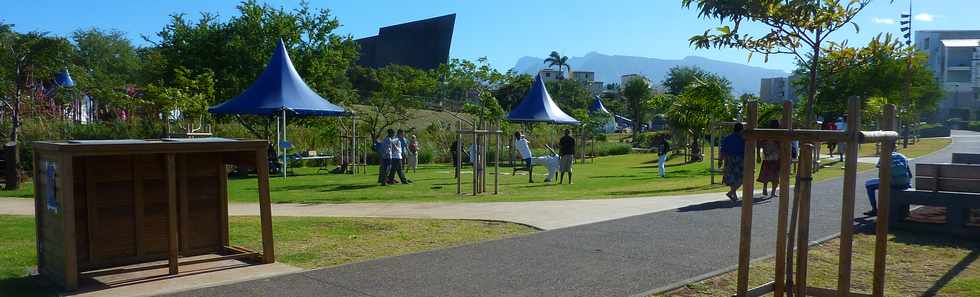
[
  {"x1": 916, "y1": 30, "x2": 980, "y2": 119},
  {"x1": 538, "y1": 69, "x2": 562, "y2": 82},
  {"x1": 759, "y1": 77, "x2": 798, "y2": 103}
]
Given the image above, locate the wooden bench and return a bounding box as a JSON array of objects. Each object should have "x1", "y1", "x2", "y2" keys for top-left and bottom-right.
[
  {"x1": 0, "y1": 142, "x2": 18, "y2": 190},
  {"x1": 952, "y1": 153, "x2": 980, "y2": 165},
  {"x1": 890, "y1": 162, "x2": 980, "y2": 238}
]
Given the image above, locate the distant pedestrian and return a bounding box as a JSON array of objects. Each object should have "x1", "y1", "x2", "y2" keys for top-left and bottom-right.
[
  {"x1": 558, "y1": 129, "x2": 575, "y2": 184},
  {"x1": 655, "y1": 134, "x2": 671, "y2": 177},
  {"x1": 375, "y1": 136, "x2": 390, "y2": 185},
  {"x1": 407, "y1": 135, "x2": 419, "y2": 173},
  {"x1": 823, "y1": 120, "x2": 838, "y2": 156},
  {"x1": 757, "y1": 120, "x2": 781, "y2": 198},
  {"x1": 720, "y1": 123, "x2": 746, "y2": 201},
  {"x1": 837, "y1": 116, "x2": 847, "y2": 162},
  {"x1": 386, "y1": 129, "x2": 411, "y2": 184},
  {"x1": 451, "y1": 139, "x2": 460, "y2": 178},
  {"x1": 514, "y1": 131, "x2": 534, "y2": 183},
  {"x1": 863, "y1": 150, "x2": 912, "y2": 217}
]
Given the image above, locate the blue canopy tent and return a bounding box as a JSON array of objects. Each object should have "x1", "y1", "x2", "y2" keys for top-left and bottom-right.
[
  {"x1": 209, "y1": 39, "x2": 351, "y2": 177},
  {"x1": 589, "y1": 96, "x2": 617, "y2": 133},
  {"x1": 506, "y1": 74, "x2": 580, "y2": 125}
]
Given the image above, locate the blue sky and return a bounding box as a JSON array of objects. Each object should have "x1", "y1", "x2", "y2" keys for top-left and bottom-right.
[{"x1": 2, "y1": 0, "x2": 976, "y2": 72}]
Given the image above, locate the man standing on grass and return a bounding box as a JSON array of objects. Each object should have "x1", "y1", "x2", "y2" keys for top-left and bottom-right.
[
  {"x1": 558, "y1": 129, "x2": 575, "y2": 184},
  {"x1": 514, "y1": 132, "x2": 534, "y2": 183},
  {"x1": 376, "y1": 136, "x2": 390, "y2": 185},
  {"x1": 387, "y1": 129, "x2": 411, "y2": 184},
  {"x1": 655, "y1": 134, "x2": 670, "y2": 178}
]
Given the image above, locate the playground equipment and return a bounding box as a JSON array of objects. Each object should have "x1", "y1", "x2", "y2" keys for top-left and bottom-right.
[{"x1": 734, "y1": 98, "x2": 898, "y2": 297}]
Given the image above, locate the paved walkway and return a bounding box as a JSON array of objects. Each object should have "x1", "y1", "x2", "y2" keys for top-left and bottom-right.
[
  {"x1": 164, "y1": 131, "x2": 977, "y2": 297},
  {"x1": 0, "y1": 190, "x2": 733, "y2": 230}
]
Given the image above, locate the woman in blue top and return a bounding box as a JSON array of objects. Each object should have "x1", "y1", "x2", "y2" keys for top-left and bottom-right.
[{"x1": 720, "y1": 123, "x2": 745, "y2": 201}]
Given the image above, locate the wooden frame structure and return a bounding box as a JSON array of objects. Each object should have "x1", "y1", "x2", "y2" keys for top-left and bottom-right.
[
  {"x1": 339, "y1": 116, "x2": 368, "y2": 175},
  {"x1": 32, "y1": 138, "x2": 275, "y2": 291},
  {"x1": 734, "y1": 98, "x2": 898, "y2": 297},
  {"x1": 455, "y1": 119, "x2": 502, "y2": 196}
]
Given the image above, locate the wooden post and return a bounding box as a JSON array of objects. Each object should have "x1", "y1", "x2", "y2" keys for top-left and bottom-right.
[
  {"x1": 794, "y1": 144, "x2": 815, "y2": 297},
  {"x1": 472, "y1": 123, "x2": 478, "y2": 196},
  {"x1": 773, "y1": 101, "x2": 794, "y2": 297},
  {"x1": 456, "y1": 120, "x2": 462, "y2": 195},
  {"x1": 165, "y1": 153, "x2": 179, "y2": 275},
  {"x1": 710, "y1": 126, "x2": 716, "y2": 185},
  {"x1": 61, "y1": 154, "x2": 78, "y2": 290},
  {"x1": 837, "y1": 96, "x2": 861, "y2": 296},
  {"x1": 736, "y1": 101, "x2": 759, "y2": 296},
  {"x1": 255, "y1": 148, "x2": 275, "y2": 263},
  {"x1": 494, "y1": 124, "x2": 500, "y2": 195},
  {"x1": 872, "y1": 104, "x2": 897, "y2": 297}
]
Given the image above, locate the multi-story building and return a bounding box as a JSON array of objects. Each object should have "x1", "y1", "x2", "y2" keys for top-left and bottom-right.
[
  {"x1": 759, "y1": 77, "x2": 798, "y2": 103},
  {"x1": 571, "y1": 71, "x2": 595, "y2": 83},
  {"x1": 916, "y1": 30, "x2": 980, "y2": 119},
  {"x1": 620, "y1": 74, "x2": 652, "y2": 89},
  {"x1": 538, "y1": 69, "x2": 562, "y2": 82}
]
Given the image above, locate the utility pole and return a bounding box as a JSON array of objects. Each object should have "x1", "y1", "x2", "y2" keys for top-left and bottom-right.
[{"x1": 900, "y1": 1, "x2": 913, "y2": 148}]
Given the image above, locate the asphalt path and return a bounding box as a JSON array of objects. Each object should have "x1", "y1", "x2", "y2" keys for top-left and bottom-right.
[{"x1": 166, "y1": 131, "x2": 978, "y2": 297}]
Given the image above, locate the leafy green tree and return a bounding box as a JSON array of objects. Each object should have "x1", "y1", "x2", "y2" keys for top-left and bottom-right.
[
  {"x1": 796, "y1": 34, "x2": 942, "y2": 125},
  {"x1": 665, "y1": 77, "x2": 734, "y2": 161},
  {"x1": 622, "y1": 78, "x2": 652, "y2": 141},
  {"x1": 0, "y1": 24, "x2": 75, "y2": 142},
  {"x1": 661, "y1": 66, "x2": 732, "y2": 96},
  {"x1": 140, "y1": 67, "x2": 216, "y2": 136},
  {"x1": 547, "y1": 79, "x2": 592, "y2": 112},
  {"x1": 71, "y1": 28, "x2": 140, "y2": 115},
  {"x1": 357, "y1": 65, "x2": 436, "y2": 139},
  {"x1": 543, "y1": 51, "x2": 569, "y2": 79},
  {"x1": 492, "y1": 72, "x2": 533, "y2": 111},
  {"x1": 682, "y1": 0, "x2": 874, "y2": 126}
]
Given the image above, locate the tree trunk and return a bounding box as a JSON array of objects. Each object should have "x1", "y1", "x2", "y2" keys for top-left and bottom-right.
[
  {"x1": 11, "y1": 89, "x2": 19, "y2": 144},
  {"x1": 805, "y1": 44, "x2": 821, "y2": 128}
]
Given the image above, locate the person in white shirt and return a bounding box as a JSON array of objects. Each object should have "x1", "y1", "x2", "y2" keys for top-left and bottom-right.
[
  {"x1": 836, "y1": 116, "x2": 847, "y2": 162},
  {"x1": 514, "y1": 131, "x2": 534, "y2": 183},
  {"x1": 385, "y1": 129, "x2": 410, "y2": 184}
]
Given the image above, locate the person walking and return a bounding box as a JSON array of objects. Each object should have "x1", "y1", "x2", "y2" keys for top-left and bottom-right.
[
  {"x1": 655, "y1": 134, "x2": 671, "y2": 177},
  {"x1": 407, "y1": 135, "x2": 419, "y2": 173},
  {"x1": 514, "y1": 132, "x2": 534, "y2": 183},
  {"x1": 387, "y1": 129, "x2": 411, "y2": 184},
  {"x1": 375, "y1": 136, "x2": 390, "y2": 185},
  {"x1": 558, "y1": 129, "x2": 575, "y2": 184},
  {"x1": 836, "y1": 116, "x2": 847, "y2": 162},
  {"x1": 757, "y1": 120, "x2": 781, "y2": 198},
  {"x1": 863, "y1": 150, "x2": 912, "y2": 216},
  {"x1": 451, "y1": 139, "x2": 460, "y2": 178},
  {"x1": 720, "y1": 123, "x2": 746, "y2": 201}
]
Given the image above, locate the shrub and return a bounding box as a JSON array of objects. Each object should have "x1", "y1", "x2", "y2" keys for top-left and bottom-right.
[
  {"x1": 966, "y1": 121, "x2": 980, "y2": 133},
  {"x1": 594, "y1": 142, "x2": 632, "y2": 156},
  {"x1": 632, "y1": 131, "x2": 670, "y2": 148},
  {"x1": 917, "y1": 123, "x2": 951, "y2": 138}
]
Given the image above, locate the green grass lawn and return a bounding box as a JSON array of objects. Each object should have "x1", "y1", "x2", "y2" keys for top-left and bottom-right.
[
  {"x1": 653, "y1": 231, "x2": 980, "y2": 297},
  {"x1": 0, "y1": 215, "x2": 535, "y2": 296},
  {"x1": 0, "y1": 138, "x2": 951, "y2": 204}
]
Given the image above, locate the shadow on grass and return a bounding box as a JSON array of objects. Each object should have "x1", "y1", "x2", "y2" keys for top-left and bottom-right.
[
  {"x1": 0, "y1": 275, "x2": 60, "y2": 297},
  {"x1": 883, "y1": 231, "x2": 980, "y2": 297},
  {"x1": 275, "y1": 184, "x2": 376, "y2": 192},
  {"x1": 676, "y1": 196, "x2": 774, "y2": 212}
]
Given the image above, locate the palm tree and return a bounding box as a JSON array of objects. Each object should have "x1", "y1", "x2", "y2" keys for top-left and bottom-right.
[{"x1": 543, "y1": 51, "x2": 569, "y2": 79}]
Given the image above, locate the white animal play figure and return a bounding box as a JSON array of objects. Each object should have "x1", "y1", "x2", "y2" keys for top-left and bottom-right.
[{"x1": 533, "y1": 154, "x2": 561, "y2": 183}]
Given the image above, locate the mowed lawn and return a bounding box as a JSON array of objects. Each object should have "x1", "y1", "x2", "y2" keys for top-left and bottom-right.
[
  {"x1": 654, "y1": 231, "x2": 980, "y2": 296},
  {"x1": 0, "y1": 215, "x2": 535, "y2": 296},
  {"x1": 0, "y1": 138, "x2": 951, "y2": 204}
]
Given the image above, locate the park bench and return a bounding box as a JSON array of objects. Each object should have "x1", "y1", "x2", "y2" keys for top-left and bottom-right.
[{"x1": 890, "y1": 154, "x2": 980, "y2": 238}]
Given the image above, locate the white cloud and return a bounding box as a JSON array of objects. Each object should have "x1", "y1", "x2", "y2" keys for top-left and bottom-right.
[
  {"x1": 914, "y1": 13, "x2": 936, "y2": 22},
  {"x1": 873, "y1": 17, "x2": 896, "y2": 25}
]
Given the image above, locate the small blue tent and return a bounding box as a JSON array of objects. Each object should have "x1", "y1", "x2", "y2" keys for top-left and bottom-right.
[
  {"x1": 209, "y1": 39, "x2": 350, "y2": 177},
  {"x1": 55, "y1": 69, "x2": 75, "y2": 88},
  {"x1": 588, "y1": 96, "x2": 610, "y2": 114},
  {"x1": 506, "y1": 75, "x2": 579, "y2": 125},
  {"x1": 208, "y1": 39, "x2": 349, "y2": 117}
]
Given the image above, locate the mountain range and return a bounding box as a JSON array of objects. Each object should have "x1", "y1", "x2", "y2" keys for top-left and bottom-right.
[{"x1": 511, "y1": 52, "x2": 789, "y2": 95}]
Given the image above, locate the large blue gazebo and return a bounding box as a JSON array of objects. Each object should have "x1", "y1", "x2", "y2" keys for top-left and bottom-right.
[
  {"x1": 506, "y1": 74, "x2": 580, "y2": 125},
  {"x1": 209, "y1": 39, "x2": 351, "y2": 177}
]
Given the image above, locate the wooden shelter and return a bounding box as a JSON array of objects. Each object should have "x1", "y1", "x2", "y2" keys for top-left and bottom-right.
[
  {"x1": 734, "y1": 98, "x2": 898, "y2": 297},
  {"x1": 32, "y1": 138, "x2": 275, "y2": 291}
]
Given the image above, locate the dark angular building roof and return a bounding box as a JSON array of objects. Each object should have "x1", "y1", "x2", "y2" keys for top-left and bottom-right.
[{"x1": 356, "y1": 14, "x2": 455, "y2": 70}]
